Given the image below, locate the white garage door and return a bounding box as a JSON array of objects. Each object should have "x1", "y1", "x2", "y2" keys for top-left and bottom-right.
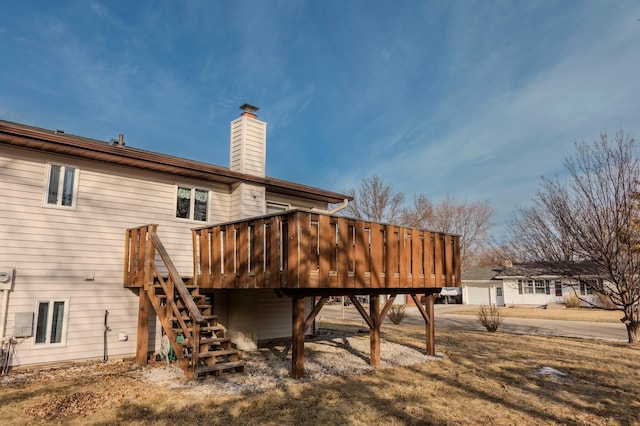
[{"x1": 465, "y1": 285, "x2": 491, "y2": 305}]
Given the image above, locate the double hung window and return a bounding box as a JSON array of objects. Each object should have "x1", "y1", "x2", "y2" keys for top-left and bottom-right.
[
  {"x1": 45, "y1": 163, "x2": 78, "y2": 208},
  {"x1": 176, "y1": 186, "x2": 209, "y2": 221},
  {"x1": 34, "y1": 299, "x2": 69, "y2": 345}
]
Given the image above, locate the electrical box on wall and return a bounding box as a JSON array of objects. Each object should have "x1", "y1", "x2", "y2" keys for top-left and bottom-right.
[
  {"x1": 0, "y1": 267, "x2": 14, "y2": 290},
  {"x1": 14, "y1": 312, "x2": 33, "y2": 337}
]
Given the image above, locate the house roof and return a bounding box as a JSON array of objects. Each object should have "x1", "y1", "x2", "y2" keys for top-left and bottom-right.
[
  {"x1": 462, "y1": 267, "x2": 503, "y2": 281},
  {"x1": 495, "y1": 261, "x2": 601, "y2": 279},
  {"x1": 0, "y1": 119, "x2": 351, "y2": 204}
]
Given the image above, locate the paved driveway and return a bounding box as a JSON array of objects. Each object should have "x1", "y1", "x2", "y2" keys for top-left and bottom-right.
[{"x1": 317, "y1": 303, "x2": 628, "y2": 342}]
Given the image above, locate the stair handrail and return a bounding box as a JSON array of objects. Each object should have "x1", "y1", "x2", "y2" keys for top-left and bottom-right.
[{"x1": 149, "y1": 231, "x2": 205, "y2": 324}]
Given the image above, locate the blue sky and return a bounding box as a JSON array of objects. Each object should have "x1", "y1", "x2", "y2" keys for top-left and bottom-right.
[{"x1": 1, "y1": 1, "x2": 639, "y2": 239}]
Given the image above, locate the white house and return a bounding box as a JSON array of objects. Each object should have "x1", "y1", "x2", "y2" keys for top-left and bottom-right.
[
  {"x1": 461, "y1": 267, "x2": 504, "y2": 306},
  {"x1": 462, "y1": 262, "x2": 601, "y2": 307},
  {"x1": 0, "y1": 105, "x2": 349, "y2": 370}
]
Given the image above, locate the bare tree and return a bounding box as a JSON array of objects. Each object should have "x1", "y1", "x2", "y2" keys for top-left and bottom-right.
[
  {"x1": 343, "y1": 175, "x2": 405, "y2": 223},
  {"x1": 344, "y1": 177, "x2": 494, "y2": 269},
  {"x1": 507, "y1": 131, "x2": 640, "y2": 343},
  {"x1": 405, "y1": 196, "x2": 495, "y2": 268},
  {"x1": 505, "y1": 204, "x2": 577, "y2": 262},
  {"x1": 473, "y1": 244, "x2": 511, "y2": 268},
  {"x1": 400, "y1": 194, "x2": 434, "y2": 229}
]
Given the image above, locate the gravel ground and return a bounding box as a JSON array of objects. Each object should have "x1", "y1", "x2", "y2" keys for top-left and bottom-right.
[
  {"x1": 2, "y1": 328, "x2": 443, "y2": 399},
  {"x1": 141, "y1": 328, "x2": 444, "y2": 396}
]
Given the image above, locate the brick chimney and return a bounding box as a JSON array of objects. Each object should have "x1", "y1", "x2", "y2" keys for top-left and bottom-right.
[{"x1": 230, "y1": 104, "x2": 266, "y2": 177}]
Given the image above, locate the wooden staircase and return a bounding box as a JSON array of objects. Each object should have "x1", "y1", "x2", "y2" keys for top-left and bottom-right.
[
  {"x1": 125, "y1": 225, "x2": 245, "y2": 379},
  {"x1": 146, "y1": 278, "x2": 245, "y2": 379}
]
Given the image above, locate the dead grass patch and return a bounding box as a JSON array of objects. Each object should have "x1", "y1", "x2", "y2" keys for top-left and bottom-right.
[
  {"x1": 450, "y1": 306, "x2": 623, "y2": 323},
  {"x1": 2, "y1": 322, "x2": 639, "y2": 425}
]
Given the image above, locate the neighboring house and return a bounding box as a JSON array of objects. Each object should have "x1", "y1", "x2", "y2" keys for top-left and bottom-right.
[
  {"x1": 0, "y1": 105, "x2": 461, "y2": 378},
  {"x1": 462, "y1": 262, "x2": 602, "y2": 307},
  {"x1": 461, "y1": 267, "x2": 504, "y2": 306}
]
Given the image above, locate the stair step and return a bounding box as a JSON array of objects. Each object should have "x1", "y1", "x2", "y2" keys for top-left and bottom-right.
[
  {"x1": 169, "y1": 314, "x2": 218, "y2": 322},
  {"x1": 171, "y1": 325, "x2": 224, "y2": 334},
  {"x1": 198, "y1": 349, "x2": 240, "y2": 359},
  {"x1": 192, "y1": 337, "x2": 231, "y2": 346},
  {"x1": 195, "y1": 361, "x2": 245, "y2": 376}
]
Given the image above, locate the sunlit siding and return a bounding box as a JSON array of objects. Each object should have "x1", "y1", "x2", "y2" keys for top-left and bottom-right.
[
  {"x1": 229, "y1": 116, "x2": 266, "y2": 177},
  {"x1": 0, "y1": 146, "x2": 230, "y2": 367},
  {"x1": 266, "y1": 192, "x2": 329, "y2": 211}
]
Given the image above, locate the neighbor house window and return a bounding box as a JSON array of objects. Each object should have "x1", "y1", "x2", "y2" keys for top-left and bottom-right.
[
  {"x1": 45, "y1": 163, "x2": 79, "y2": 208},
  {"x1": 518, "y1": 279, "x2": 550, "y2": 295},
  {"x1": 555, "y1": 282, "x2": 563, "y2": 297},
  {"x1": 34, "y1": 299, "x2": 69, "y2": 345},
  {"x1": 580, "y1": 281, "x2": 595, "y2": 296},
  {"x1": 496, "y1": 287, "x2": 503, "y2": 297},
  {"x1": 176, "y1": 186, "x2": 209, "y2": 221}
]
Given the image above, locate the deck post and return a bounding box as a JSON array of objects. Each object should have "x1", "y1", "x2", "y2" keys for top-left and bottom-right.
[
  {"x1": 369, "y1": 294, "x2": 381, "y2": 367},
  {"x1": 426, "y1": 293, "x2": 435, "y2": 356},
  {"x1": 291, "y1": 295, "x2": 305, "y2": 379},
  {"x1": 136, "y1": 289, "x2": 150, "y2": 365}
]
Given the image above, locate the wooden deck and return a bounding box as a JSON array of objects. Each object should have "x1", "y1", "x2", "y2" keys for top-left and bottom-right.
[
  {"x1": 190, "y1": 210, "x2": 460, "y2": 291},
  {"x1": 124, "y1": 210, "x2": 461, "y2": 379}
]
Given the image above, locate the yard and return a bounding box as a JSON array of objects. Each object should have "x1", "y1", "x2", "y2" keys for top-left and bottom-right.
[
  {"x1": 446, "y1": 306, "x2": 623, "y2": 323},
  {"x1": 1, "y1": 317, "x2": 639, "y2": 425}
]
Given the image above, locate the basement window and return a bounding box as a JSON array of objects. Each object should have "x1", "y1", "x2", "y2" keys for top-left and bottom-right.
[
  {"x1": 44, "y1": 163, "x2": 79, "y2": 208},
  {"x1": 33, "y1": 299, "x2": 69, "y2": 346},
  {"x1": 176, "y1": 186, "x2": 209, "y2": 221}
]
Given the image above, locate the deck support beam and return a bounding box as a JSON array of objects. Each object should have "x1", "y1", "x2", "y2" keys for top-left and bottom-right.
[
  {"x1": 369, "y1": 295, "x2": 381, "y2": 367},
  {"x1": 291, "y1": 295, "x2": 305, "y2": 379},
  {"x1": 410, "y1": 293, "x2": 435, "y2": 356},
  {"x1": 136, "y1": 289, "x2": 151, "y2": 365}
]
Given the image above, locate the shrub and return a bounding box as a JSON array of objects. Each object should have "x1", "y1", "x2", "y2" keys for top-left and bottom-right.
[
  {"x1": 477, "y1": 305, "x2": 503, "y2": 332},
  {"x1": 595, "y1": 292, "x2": 616, "y2": 309},
  {"x1": 388, "y1": 305, "x2": 407, "y2": 325},
  {"x1": 564, "y1": 292, "x2": 581, "y2": 308}
]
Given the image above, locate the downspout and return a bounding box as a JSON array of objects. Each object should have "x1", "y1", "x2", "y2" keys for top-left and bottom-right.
[
  {"x1": 103, "y1": 310, "x2": 110, "y2": 362},
  {"x1": 0, "y1": 290, "x2": 8, "y2": 343},
  {"x1": 328, "y1": 199, "x2": 349, "y2": 215}
]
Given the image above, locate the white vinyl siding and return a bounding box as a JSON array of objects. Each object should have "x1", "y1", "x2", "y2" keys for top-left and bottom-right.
[
  {"x1": 229, "y1": 116, "x2": 266, "y2": 177},
  {"x1": 0, "y1": 147, "x2": 230, "y2": 366},
  {"x1": 231, "y1": 183, "x2": 266, "y2": 219},
  {"x1": 266, "y1": 192, "x2": 328, "y2": 212}
]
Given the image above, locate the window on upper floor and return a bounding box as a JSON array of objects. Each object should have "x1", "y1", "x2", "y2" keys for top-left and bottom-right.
[
  {"x1": 34, "y1": 299, "x2": 69, "y2": 346},
  {"x1": 176, "y1": 186, "x2": 209, "y2": 221},
  {"x1": 44, "y1": 163, "x2": 79, "y2": 208}
]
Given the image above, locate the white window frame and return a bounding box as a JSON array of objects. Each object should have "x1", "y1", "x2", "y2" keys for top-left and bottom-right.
[
  {"x1": 43, "y1": 162, "x2": 80, "y2": 209},
  {"x1": 266, "y1": 201, "x2": 290, "y2": 214},
  {"x1": 580, "y1": 281, "x2": 595, "y2": 296},
  {"x1": 32, "y1": 298, "x2": 70, "y2": 347},
  {"x1": 175, "y1": 185, "x2": 210, "y2": 222}
]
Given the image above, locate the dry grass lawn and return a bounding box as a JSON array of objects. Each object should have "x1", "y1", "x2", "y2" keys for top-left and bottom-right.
[
  {"x1": 2, "y1": 320, "x2": 639, "y2": 425},
  {"x1": 449, "y1": 306, "x2": 623, "y2": 323}
]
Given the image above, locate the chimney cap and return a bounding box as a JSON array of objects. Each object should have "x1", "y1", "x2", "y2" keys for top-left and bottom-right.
[{"x1": 240, "y1": 104, "x2": 260, "y2": 115}]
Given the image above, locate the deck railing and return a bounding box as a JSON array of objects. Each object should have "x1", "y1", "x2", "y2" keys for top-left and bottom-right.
[{"x1": 192, "y1": 210, "x2": 460, "y2": 290}]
